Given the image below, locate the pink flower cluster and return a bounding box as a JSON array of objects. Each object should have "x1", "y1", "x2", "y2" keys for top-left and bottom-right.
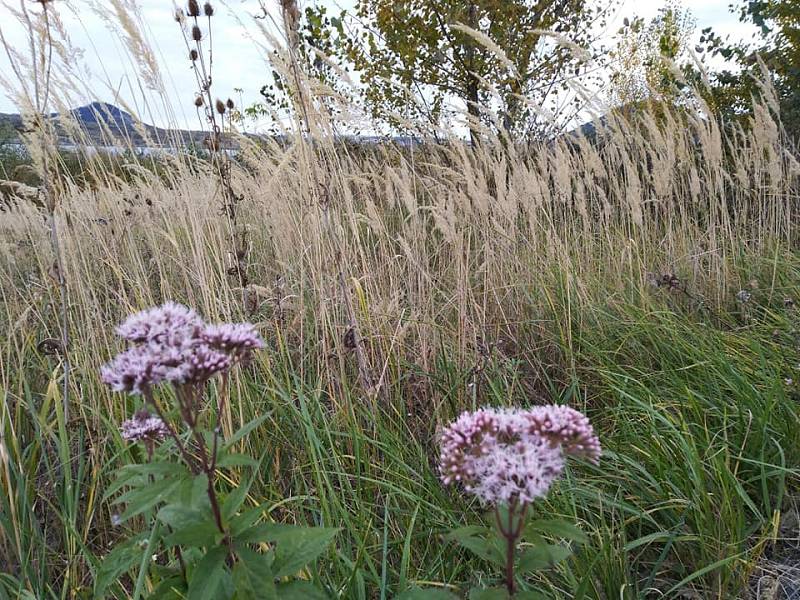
[
  {"x1": 101, "y1": 302, "x2": 264, "y2": 394},
  {"x1": 120, "y1": 410, "x2": 169, "y2": 443},
  {"x1": 439, "y1": 405, "x2": 601, "y2": 506}
]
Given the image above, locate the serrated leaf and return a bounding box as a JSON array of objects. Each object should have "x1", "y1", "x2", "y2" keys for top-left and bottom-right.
[
  {"x1": 517, "y1": 544, "x2": 572, "y2": 573},
  {"x1": 149, "y1": 575, "x2": 187, "y2": 599},
  {"x1": 114, "y1": 477, "x2": 184, "y2": 522},
  {"x1": 444, "y1": 528, "x2": 503, "y2": 566},
  {"x1": 267, "y1": 526, "x2": 339, "y2": 578},
  {"x1": 525, "y1": 519, "x2": 589, "y2": 545},
  {"x1": 230, "y1": 506, "x2": 265, "y2": 536},
  {"x1": 274, "y1": 581, "x2": 329, "y2": 599},
  {"x1": 94, "y1": 533, "x2": 148, "y2": 598},
  {"x1": 103, "y1": 461, "x2": 187, "y2": 503},
  {"x1": 187, "y1": 546, "x2": 232, "y2": 600},
  {"x1": 158, "y1": 504, "x2": 220, "y2": 547},
  {"x1": 232, "y1": 547, "x2": 276, "y2": 599}
]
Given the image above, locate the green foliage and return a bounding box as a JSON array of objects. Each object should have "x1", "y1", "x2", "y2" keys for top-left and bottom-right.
[
  {"x1": 609, "y1": 1, "x2": 695, "y2": 107},
  {"x1": 299, "y1": 0, "x2": 615, "y2": 139},
  {"x1": 697, "y1": 0, "x2": 800, "y2": 139}
]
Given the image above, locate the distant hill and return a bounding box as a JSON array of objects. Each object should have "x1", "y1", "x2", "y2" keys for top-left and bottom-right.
[{"x1": 0, "y1": 102, "x2": 230, "y2": 150}]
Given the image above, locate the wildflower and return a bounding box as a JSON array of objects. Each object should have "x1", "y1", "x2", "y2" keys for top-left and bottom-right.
[
  {"x1": 120, "y1": 409, "x2": 169, "y2": 443},
  {"x1": 526, "y1": 404, "x2": 602, "y2": 462},
  {"x1": 101, "y1": 303, "x2": 264, "y2": 394},
  {"x1": 439, "y1": 406, "x2": 600, "y2": 506},
  {"x1": 203, "y1": 322, "x2": 264, "y2": 362},
  {"x1": 115, "y1": 301, "x2": 202, "y2": 344},
  {"x1": 736, "y1": 290, "x2": 752, "y2": 304}
]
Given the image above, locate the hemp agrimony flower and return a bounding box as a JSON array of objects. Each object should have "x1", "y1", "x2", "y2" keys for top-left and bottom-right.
[
  {"x1": 439, "y1": 405, "x2": 601, "y2": 596},
  {"x1": 100, "y1": 302, "x2": 264, "y2": 394},
  {"x1": 440, "y1": 406, "x2": 600, "y2": 505},
  {"x1": 120, "y1": 409, "x2": 169, "y2": 459}
]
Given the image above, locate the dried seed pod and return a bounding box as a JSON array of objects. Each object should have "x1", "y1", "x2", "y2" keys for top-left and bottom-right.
[
  {"x1": 215, "y1": 99, "x2": 226, "y2": 115},
  {"x1": 191, "y1": 25, "x2": 202, "y2": 41},
  {"x1": 194, "y1": 96, "x2": 204, "y2": 107},
  {"x1": 37, "y1": 338, "x2": 63, "y2": 356},
  {"x1": 203, "y1": 2, "x2": 214, "y2": 16},
  {"x1": 174, "y1": 8, "x2": 184, "y2": 22},
  {"x1": 204, "y1": 135, "x2": 220, "y2": 151},
  {"x1": 226, "y1": 98, "x2": 234, "y2": 110},
  {"x1": 189, "y1": 49, "x2": 199, "y2": 61},
  {"x1": 187, "y1": 0, "x2": 200, "y2": 17}
]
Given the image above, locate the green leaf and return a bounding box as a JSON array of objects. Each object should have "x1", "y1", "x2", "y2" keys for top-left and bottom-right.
[
  {"x1": 158, "y1": 504, "x2": 220, "y2": 547},
  {"x1": 113, "y1": 476, "x2": 184, "y2": 522},
  {"x1": 187, "y1": 546, "x2": 233, "y2": 600},
  {"x1": 103, "y1": 461, "x2": 188, "y2": 502},
  {"x1": 268, "y1": 526, "x2": 339, "y2": 578},
  {"x1": 230, "y1": 506, "x2": 265, "y2": 536},
  {"x1": 223, "y1": 414, "x2": 270, "y2": 451},
  {"x1": 468, "y1": 588, "x2": 511, "y2": 600},
  {"x1": 232, "y1": 547, "x2": 276, "y2": 599},
  {"x1": 94, "y1": 533, "x2": 147, "y2": 598},
  {"x1": 444, "y1": 527, "x2": 503, "y2": 566},
  {"x1": 517, "y1": 544, "x2": 572, "y2": 573},
  {"x1": 217, "y1": 452, "x2": 259, "y2": 469},
  {"x1": 525, "y1": 519, "x2": 589, "y2": 545},
  {"x1": 222, "y1": 466, "x2": 260, "y2": 522},
  {"x1": 274, "y1": 581, "x2": 329, "y2": 599},
  {"x1": 149, "y1": 575, "x2": 187, "y2": 599},
  {"x1": 396, "y1": 587, "x2": 460, "y2": 599}
]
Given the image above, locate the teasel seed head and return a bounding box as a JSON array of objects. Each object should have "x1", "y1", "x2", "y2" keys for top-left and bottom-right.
[
  {"x1": 174, "y1": 8, "x2": 185, "y2": 23},
  {"x1": 203, "y1": 2, "x2": 214, "y2": 16},
  {"x1": 187, "y1": 0, "x2": 200, "y2": 16},
  {"x1": 226, "y1": 98, "x2": 234, "y2": 110},
  {"x1": 215, "y1": 99, "x2": 226, "y2": 115},
  {"x1": 189, "y1": 49, "x2": 199, "y2": 61},
  {"x1": 191, "y1": 25, "x2": 202, "y2": 41},
  {"x1": 194, "y1": 96, "x2": 204, "y2": 108},
  {"x1": 280, "y1": 0, "x2": 301, "y2": 48}
]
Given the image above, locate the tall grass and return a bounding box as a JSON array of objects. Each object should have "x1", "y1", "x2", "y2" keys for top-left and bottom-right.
[{"x1": 1, "y1": 3, "x2": 799, "y2": 598}]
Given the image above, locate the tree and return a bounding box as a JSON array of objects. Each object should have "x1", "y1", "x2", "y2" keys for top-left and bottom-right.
[
  {"x1": 608, "y1": 1, "x2": 695, "y2": 109},
  {"x1": 699, "y1": 0, "x2": 800, "y2": 139},
  {"x1": 310, "y1": 0, "x2": 615, "y2": 141}
]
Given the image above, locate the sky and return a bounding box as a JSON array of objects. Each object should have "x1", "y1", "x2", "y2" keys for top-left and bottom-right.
[{"x1": 0, "y1": 0, "x2": 753, "y2": 131}]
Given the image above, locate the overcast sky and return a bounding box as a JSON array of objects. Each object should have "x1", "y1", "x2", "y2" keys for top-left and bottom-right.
[{"x1": 0, "y1": 0, "x2": 752, "y2": 130}]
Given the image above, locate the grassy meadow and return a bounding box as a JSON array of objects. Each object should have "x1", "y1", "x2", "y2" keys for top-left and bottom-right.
[{"x1": 1, "y1": 12, "x2": 800, "y2": 597}]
